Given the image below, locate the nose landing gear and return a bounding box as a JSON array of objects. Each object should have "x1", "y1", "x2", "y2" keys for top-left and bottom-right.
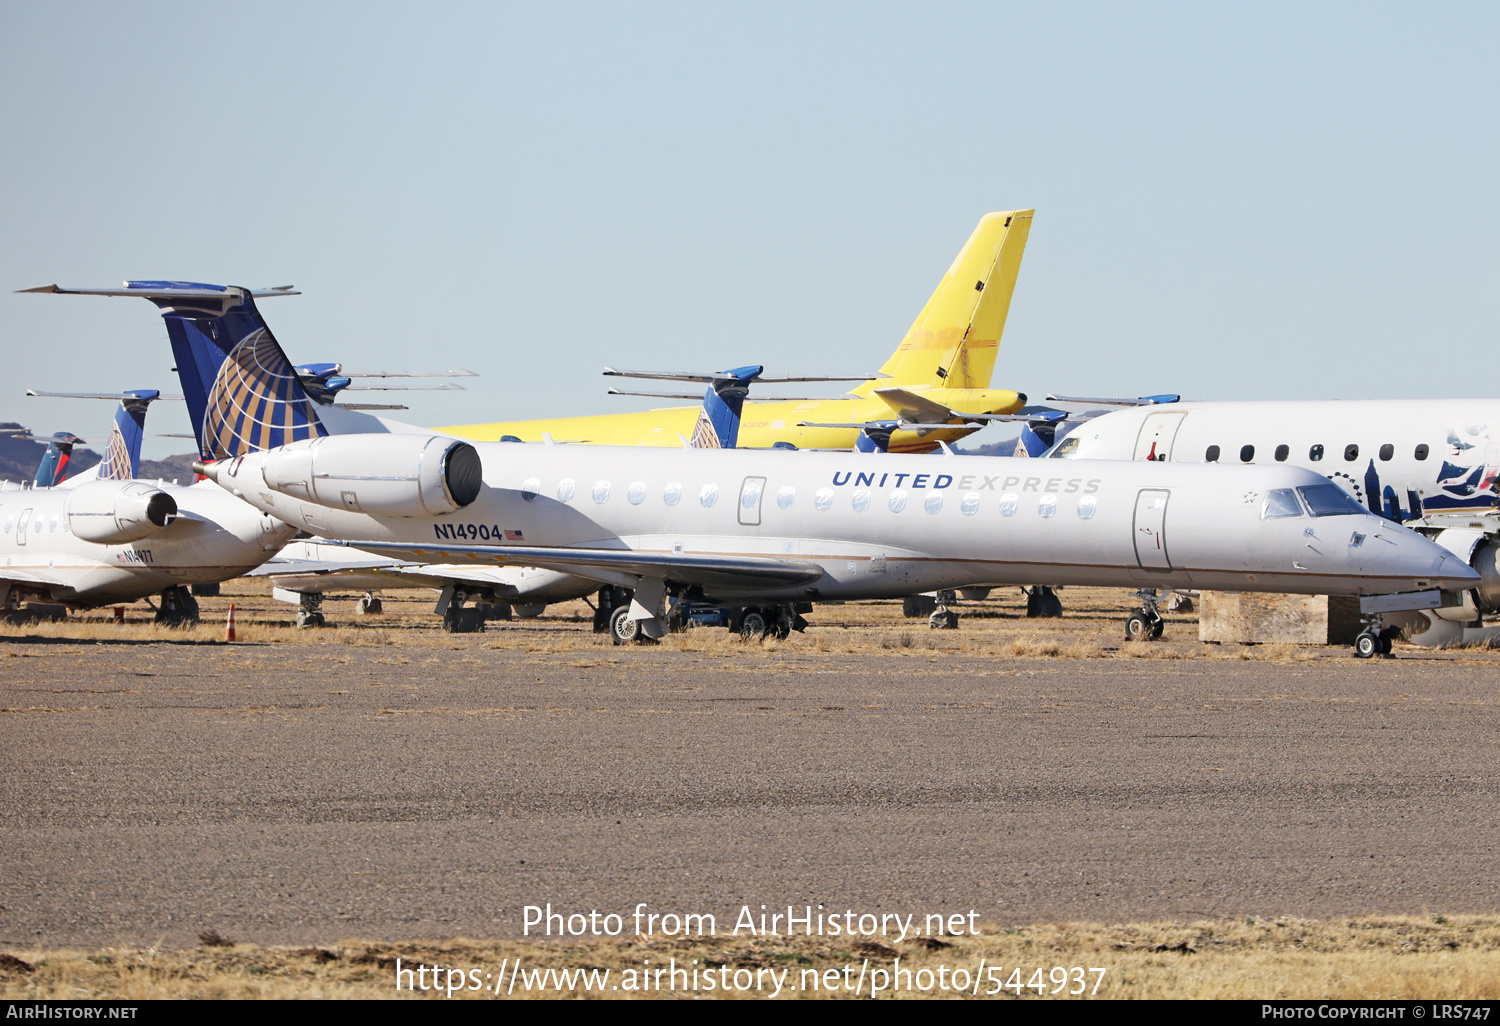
[{"x1": 1125, "y1": 589, "x2": 1165, "y2": 641}]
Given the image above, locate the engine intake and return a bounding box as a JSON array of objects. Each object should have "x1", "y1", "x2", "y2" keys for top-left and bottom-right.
[
  {"x1": 258, "y1": 435, "x2": 482, "y2": 517},
  {"x1": 66, "y1": 480, "x2": 178, "y2": 544}
]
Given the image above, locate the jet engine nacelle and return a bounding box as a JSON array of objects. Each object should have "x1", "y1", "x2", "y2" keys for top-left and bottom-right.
[
  {"x1": 258, "y1": 434, "x2": 483, "y2": 518},
  {"x1": 65, "y1": 480, "x2": 178, "y2": 544},
  {"x1": 1429, "y1": 529, "x2": 1500, "y2": 621}
]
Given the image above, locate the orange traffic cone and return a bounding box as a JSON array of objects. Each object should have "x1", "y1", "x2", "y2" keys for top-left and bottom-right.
[{"x1": 225, "y1": 603, "x2": 237, "y2": 642}]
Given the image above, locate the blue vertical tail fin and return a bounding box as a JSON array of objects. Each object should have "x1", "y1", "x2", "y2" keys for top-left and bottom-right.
[
  {"x1": 20, "y1": 283, "x2": 322, "y2": 460},
  {"x1": 97, "y1": 390, "x2": 161, "y2": 481},
  {"x1": 34, "y1": 433, "x2": 81, "y2": 487},
  {"x1": 688, "y1": 365, "x2": 761, "y2": 449}
]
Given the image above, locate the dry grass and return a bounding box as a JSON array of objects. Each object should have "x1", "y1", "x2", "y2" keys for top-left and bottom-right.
[
  {"x1": 2, "y1": 916, "x2": 1496, "y2": 1000},
  {"x1": 7, "y1": 581, "x2": 1500, "y2": 670}
]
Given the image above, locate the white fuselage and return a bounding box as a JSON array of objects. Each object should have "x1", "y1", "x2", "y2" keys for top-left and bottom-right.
[
  {"x1": 206, "y1": 442, "x2": 1476, "y2": 601},
  {"x1": 1049, "y1": 399, "x2": 1500, "y2": 521},
  {"x1": 0, "y1": 480, "x2": 295, "y2": 607}
]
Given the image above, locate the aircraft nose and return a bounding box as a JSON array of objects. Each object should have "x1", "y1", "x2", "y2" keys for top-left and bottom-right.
[{"x1": 1395, "y1": 529, "x2": 1480, "y2": 589}]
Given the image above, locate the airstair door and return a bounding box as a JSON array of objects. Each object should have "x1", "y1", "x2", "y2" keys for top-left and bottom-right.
[
  {"x1": 1133, "y1": 490, "x2": 1172, "y2": 570},
  {"x1": 1133, "y1": 412, "x2": 1187, "y2": 461},
  {"x1": 738, "y1": 477, "x2": 766, "y2": 526},
  {"x1": 16, "y1": 508, "x2": 31, "y2": 546}
]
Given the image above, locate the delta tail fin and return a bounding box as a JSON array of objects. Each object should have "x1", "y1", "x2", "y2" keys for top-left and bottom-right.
[
  {"x1": 854, "y1": 210, "x2": 1033, "y2": 395},
  {"x1": 33, "y1": 432, "x2": 82, "y2": 487}
]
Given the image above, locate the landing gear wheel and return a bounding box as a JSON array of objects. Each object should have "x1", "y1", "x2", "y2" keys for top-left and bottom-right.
[
  {"x1": 1125, "y1": 614, "x2": 1150, "y2": 641},
  {"x1": 739, "y1": 609, "x2": 769, "y2": 641},
  {"x1": 355, "y1": 593, "x2": 383, "y2": 615},
  {"x1": 1149, "y1": 618, "x2": 1165, "y2": 641},
  {"x1": 610, "y1": 605, "x2": 642, "y2": 645},
  {"x1": 1353, "y1": 631, "x2": 1379, "y2": 659},
  {"x1": 1378, "y1": 635, "x2": 1392, "y2": 655},
  {"x1": 1026, "y1": 586, "x2": 1063, "y2": 619},
  {"x1": 928, "y1": 609, "x2": 959, "y2": 630}
]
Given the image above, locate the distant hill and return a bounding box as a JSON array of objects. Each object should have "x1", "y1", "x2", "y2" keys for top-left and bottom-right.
[
  {"x1": 955, "y1": 435, "x2": 1022, "y2": 457},
  {"x1": 0, "y1": 420, "x2": 196, "y2": 486}
]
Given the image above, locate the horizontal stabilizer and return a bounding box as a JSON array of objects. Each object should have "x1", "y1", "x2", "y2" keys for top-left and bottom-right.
[
  {"x1": 18, "y1": 282, "x2": 299, "y2": 299},
  {"x1": 1045, "y1": 393, "x2": 1180, "y2": 407},
  {"x1": 27, "y1": 389, "x2": 183, "y2": 401}
]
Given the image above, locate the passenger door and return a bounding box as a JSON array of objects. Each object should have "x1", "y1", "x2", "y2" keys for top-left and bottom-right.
[
  {"x1": 1133, "y1": 412, "x2": 1187, "y2": 461},
  {"x1": 1133, "y1": 490, "x2": 1172, "y2": 570},
  {"x1": 16, "y1": 507, "x2": 31, "y2": 546}
]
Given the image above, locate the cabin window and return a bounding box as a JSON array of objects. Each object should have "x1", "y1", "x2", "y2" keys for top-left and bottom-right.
[
  {"x1": 1309, "y1": 444, "x2": 1324, "y2": 461},
  {"x1": 998, "y1": 493, "x2": 1019, "y2": 517},
  {"x1": 1378, "y1": 444, "x2": 1394, "y2": 461},
  {"x1": 1261, "y1": 488, "x2": 1304, "y2": 519},
  {"x1": 1240, "y1": 445, "x2": 1255, "y2": 462},
  {"x1": 1274, "y1": 444, "x2": 1289, "y2": 462},
  {"x1": 887, "y1": 489, "x2": 908, "y2": 513},
  {"x1": 851, "y1": 490, "x2": 871, "y2": 513},
  {"x1": 3, "y1": 516, "x2": 10, "y2": 534},
  {"x1": 1205, "y1": 445, "x2": 1220, "y2": 462},
  {"x1": 1038, "y1": 494, "x2": 1057, "y2": 518},
  {"x1": 699, "y1": 484, "x2": 718, "y2": 508},
  {"x1": 592, "y1": 481, "x2": 611, "y2": 504},
  {"x1": 813, "y1": 488, "x2": 833, "y2": 511},
  {"x1": 521, "y1": 477, "x2": 540, "y2": 501},
  {"x1": 49, "y1": 515, "x2": 58, "y2": 532},
  {"x1": 663, "y1": 482, "x2": 682, "y2": 506},
  {"x1": 924, "y1": 492, "x2": 943, "y2": 515},
  {"x1": 960, "y1": 493, "x2": 980, "y2": 516},
  {"x1": 626, "y1": 481, "x2": 646, "y2": 505},
  {"x1": 1344, "y1": 444, "x2": 1359, "y2": 461},
  {"x1": 777, "y1": 485, "x2": 795, "y2": 510},
  {"x1": 556, "y1": 479, "x2": 576, "y2": 502},
  {"x1": 1077, "y1": 495, "x2": 1097, "y2": 520},
  {"x1": 1415, "y1": 443, "x2": 1430, "y2": 461}
]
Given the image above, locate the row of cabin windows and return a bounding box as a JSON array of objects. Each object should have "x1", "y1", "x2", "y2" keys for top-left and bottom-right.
[
  {"x1": 521, "y1": 479, "x2": 1102, "y2": 520},
  {"x1": 1205, "y1": 442, "x2": 1430, "y2": 464}
]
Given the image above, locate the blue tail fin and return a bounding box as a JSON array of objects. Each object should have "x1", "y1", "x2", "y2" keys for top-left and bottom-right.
[
  {"x1": 23, "y1": 282, "x2": 322, "y2": 460},
  {"x1": 34, "y1": 432, "x2": 81, "y2": 487},
  {"x1": 688, "y1": 365, "x2": 761, "y2": 449},
  {"x1": 140, "y1": 283, "x2": 324, "y2": 460},
  {"x1": 97, "y1": 390, "x2": 160, "y2": 481}
]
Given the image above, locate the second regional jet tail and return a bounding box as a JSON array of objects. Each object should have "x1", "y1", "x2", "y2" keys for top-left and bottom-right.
[{"x1": 855, "y1": 209, "x2": 1033, "y2": 395}]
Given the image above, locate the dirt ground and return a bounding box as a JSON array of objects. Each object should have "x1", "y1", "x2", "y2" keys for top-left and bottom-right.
[{"x1": 2, "y1": 582, "x2": 1497, "y2": 998}]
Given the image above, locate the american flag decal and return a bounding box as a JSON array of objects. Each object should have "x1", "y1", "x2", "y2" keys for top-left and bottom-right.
[{"x1": 504, "y1": 529, "x2": 524, "y2": 541}]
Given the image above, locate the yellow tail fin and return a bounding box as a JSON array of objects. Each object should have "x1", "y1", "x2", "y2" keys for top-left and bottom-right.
[{"x1": 856, "y1": 210, "x2": 1033, "y2": 394}]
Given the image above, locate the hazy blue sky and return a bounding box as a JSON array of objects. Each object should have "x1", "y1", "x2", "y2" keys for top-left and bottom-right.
[{"x1": 2, "y1": 1, "x2": 1496, "y2": 458}]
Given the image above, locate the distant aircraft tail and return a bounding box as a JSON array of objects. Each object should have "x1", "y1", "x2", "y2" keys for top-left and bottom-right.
[
  {"x1": 687, "y1": 366, "x2": 760, "y2": 449},
  {"x1": 33, "y1": 433, "x2": 82, "y2": 487},
  {"x1": 855, "y1": 210, "x2": 1033, "y2": 395},
  {"x1": 96, "y1": 390, "x2": 161, "y2": 481},
  {"x1": 22, "y1": 282, "x2": 324, "y2": 460}
]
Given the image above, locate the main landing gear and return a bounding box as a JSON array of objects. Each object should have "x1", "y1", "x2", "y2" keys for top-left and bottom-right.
[
  {"x1": 155, "y1": 585, "x2": 200, "y2": 628},
  {"x1": 1024, "y1": 586, "x2": 1063, "y2": 619},
  {"x1": 1124, "y1": 589, "x2": 1165, "y2": 641}
]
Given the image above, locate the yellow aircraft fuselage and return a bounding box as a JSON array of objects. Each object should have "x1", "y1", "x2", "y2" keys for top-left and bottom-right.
[{"x1": 440, "y1": 210, "x2": 1035, "y2": 452}]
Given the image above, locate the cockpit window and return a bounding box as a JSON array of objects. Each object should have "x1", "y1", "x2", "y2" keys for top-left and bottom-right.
[
  {"x1": 1297, "y1": 483, "x2": 1364, "y2": 517},
  {"x1": 1261, "y1": 488, "x2": 1303, "y2": 519},
  {"x1": 1051, "y1": 437, "x2": 1081, "y2": 458}
]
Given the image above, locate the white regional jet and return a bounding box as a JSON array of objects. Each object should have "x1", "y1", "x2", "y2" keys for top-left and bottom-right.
[
  {"x1": 0, "y1": 388, "x2": 295, "y2": 622},
  {"x1": 29, "y1": 282, "x2": 1479, "y2": 655},
  {"x1": 1045, "y1": 398, "x2": 1500, "y2": 646}
]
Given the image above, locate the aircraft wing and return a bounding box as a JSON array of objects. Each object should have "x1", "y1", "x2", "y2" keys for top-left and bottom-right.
[{"x1": 324, "y1": 540, "x2": 824, "y2": 592}]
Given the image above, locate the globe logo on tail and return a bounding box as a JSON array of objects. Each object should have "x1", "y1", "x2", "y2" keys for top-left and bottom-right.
[{"x1": 202, "y1": 329, "x2": 326, "y2": 460}]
